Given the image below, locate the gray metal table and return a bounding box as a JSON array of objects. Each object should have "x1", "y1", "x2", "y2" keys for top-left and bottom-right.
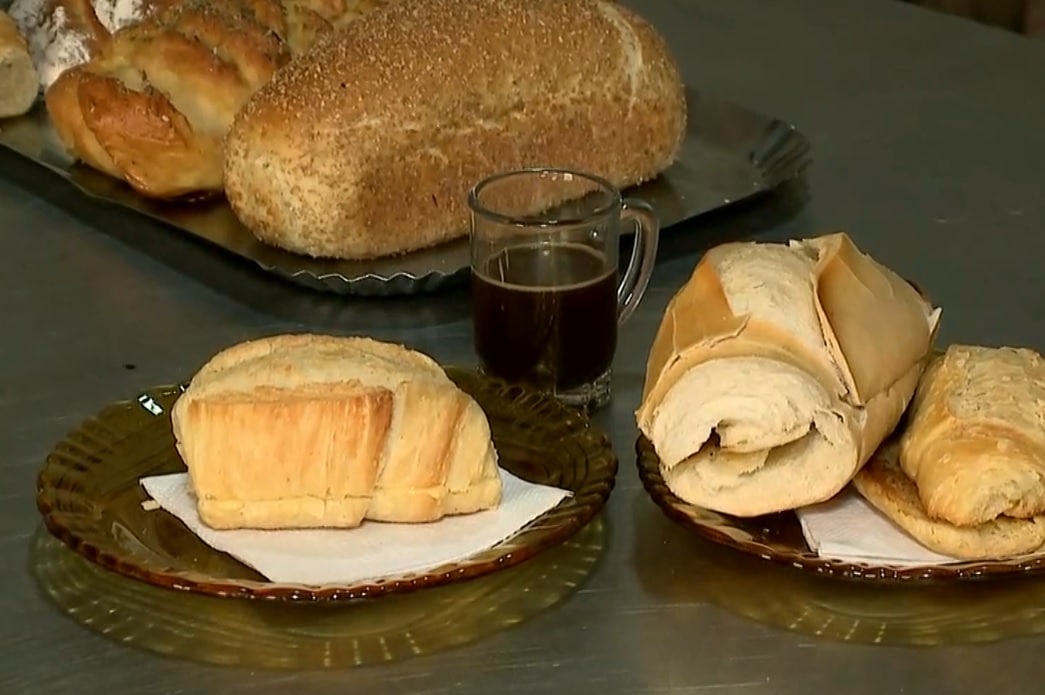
[{"x1": 3, "y1": 1, "x2": 1045, "y2": 693}]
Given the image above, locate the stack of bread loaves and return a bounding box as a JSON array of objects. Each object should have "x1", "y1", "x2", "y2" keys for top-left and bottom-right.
[
  {"x1": 41, "y1": 0, "x2": 389, "y2": 199},
  {"x1": 8, "y1": 0, "x2": 687, "y2": 262},
  {"x1": 171, "y1": 334, "x2": 503, "y2": 531}
]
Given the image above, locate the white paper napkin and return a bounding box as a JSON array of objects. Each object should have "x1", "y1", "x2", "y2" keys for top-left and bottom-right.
[
  {"x1": 140, "y1": 471, "x2": 571, "y2": 585},
  {"x1": 796, "y1": 489, "x2": 960, "y2": 567}
]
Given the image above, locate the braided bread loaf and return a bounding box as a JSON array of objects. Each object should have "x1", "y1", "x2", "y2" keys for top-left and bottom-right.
[
  {"x1": 45, "y1": 0, "x2": 387, "y2": 199},
  {"x1": 171, "y1": 334, "x2": 503, "y2": 530}
]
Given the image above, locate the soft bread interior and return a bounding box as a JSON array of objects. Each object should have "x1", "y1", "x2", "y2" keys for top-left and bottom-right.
[
  {"x1": 637, "y1": 232, "x2": 938, "y2": 517},
  {"x1": 656, "y1": 357, "x2": 856, "y2": 515}
]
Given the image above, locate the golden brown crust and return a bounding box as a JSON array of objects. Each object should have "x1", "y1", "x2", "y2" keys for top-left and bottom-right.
[
  {"x1": 899, "y1": 344, "x2": 1045, "y2": 527},
  {"x1": 44, "y1": 0, "x2": 387, "y2": 199},
  {"x1": 634, "y1": 232, "x2": 939, "y2": 516},
  {"x1": 224, "y1": 0, "x2": 687, "y2": 260},
  {"x1": 171, "y1": 334, "x2": 503, "y2": 530},
  {"x1": 185, "y1": 385, "x2": 396, "y2": 529},
  {"x1": 854, "y1": 442, "x2": 1045, "y2": 561},
  {"x1": 808, "y1": 233, "x2": 940, "y2": 407}
]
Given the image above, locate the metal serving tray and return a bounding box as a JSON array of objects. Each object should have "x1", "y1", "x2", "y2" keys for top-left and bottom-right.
[{"x1": 0, "y1": 88, "x2": 811, "y2": 296}]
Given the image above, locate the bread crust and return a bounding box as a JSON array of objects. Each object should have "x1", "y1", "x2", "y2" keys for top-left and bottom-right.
[
  {"x1": 635, "y1": 232, "x2": 940, "y2": 517},
  {"x1": 171, "y1": 334, "x2": 503, "y2": 530},
  {"x1": 224, "y1": 0, "x2": 687, "y2": 260},
  {"x1": 899, "y1": 344, "x2": 1045, "y2": 527},
  {"x1": 854, "y1": 442, "x2": 1045, "y2": 561}
]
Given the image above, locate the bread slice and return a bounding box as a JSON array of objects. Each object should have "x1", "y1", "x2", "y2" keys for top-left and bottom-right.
[
  {"x1": 899, "y1": 344, "x2": 1045, "y2": 527},
  {"x1": 854, "y1": 442, "x2": 1045, "y2": 561},
  {"x1": 170, "y1": 334, "x2": 502, "y2": 530},
  {"x1": 635, "y1": 232, "x2": 940, "y2": 517}
]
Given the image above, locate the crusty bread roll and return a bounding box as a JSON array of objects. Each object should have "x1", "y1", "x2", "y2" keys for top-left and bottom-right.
[
  {"x1": 45, "y1": 0, "x2": 387, "y2": 199},
  {"x1": 171, "y1": 334, "x2": 503, "y2": 530},
  {"x1": 896, "y1": 344, "x2": 1045, "y2": 527},
  {"x1": 854, "y1": 442, "x2": 1045, "y2": 561},
  {"x1": 224, "y1": 0, "x2": 687, "y2": 261},
  {"x1": 0, "y1": 10, "x2": 39, "y2": 118},
  {"x1": 636, "y1": 232, "x2": 941, "y2": 517}
]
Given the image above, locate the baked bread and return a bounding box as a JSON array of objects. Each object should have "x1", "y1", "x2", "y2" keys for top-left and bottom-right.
[
  {"x1": 0, "y1": 10, "x2": 39, "y2": 118},
  {"x1": 897, "y1": 344, "x2": 1045, "y2": 527},
  {"x1": 224, "y1": 0, "x2": 687, "y2": 260},
  {"x1": 44, "y1": 0, "x2": 388, "y2": 199},
  {"x1": 635, "y1": 232, "x2": 941, "y2": 517},
  {"x1": 171, "y1": 334, "x2": 503, "y2": 530},
  {"x1": 8, "y1": 0, "x2": 175, "y2": 91},
  {"x1": 854, "y1": 441, "x2": 1045, "y2": 561}
]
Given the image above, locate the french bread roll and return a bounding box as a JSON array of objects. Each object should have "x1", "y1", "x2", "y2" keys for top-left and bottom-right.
[
  {"x1": 171, "y1": 334, "x2": 503, "y2": 530},
  {"x1": 854, "y1": 442, "x2": 1045, "y2": 561},
  {"x1": 896, "y1": 344, "x2": 1045, "y2": 527},
  {"x1": 0, "y1": 9, "x2": 39, "y2": 118},
  {"x1": 636, "y1": 232, "x2": 941, "y2": 517},
  {"x1": 224, "y1": 0, "x2": 687, "y2": 261}
]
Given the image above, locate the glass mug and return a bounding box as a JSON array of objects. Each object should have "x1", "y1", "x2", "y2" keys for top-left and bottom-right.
[{"x1": 468, "y1": 168, "x2": 660, "y2": 411}]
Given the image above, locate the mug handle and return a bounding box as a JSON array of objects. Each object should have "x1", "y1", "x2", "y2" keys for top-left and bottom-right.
[{"x1": 616, "y1": 199, "x2": 660, "y2": 326}]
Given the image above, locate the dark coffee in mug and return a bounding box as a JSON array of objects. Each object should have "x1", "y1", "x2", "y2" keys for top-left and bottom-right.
[
  {"x1": 471, "y1": 242, "x2": 618, "y2": 392},
  {"x1": 468, "y1": 167, "x2": 660, "y2": 410}
]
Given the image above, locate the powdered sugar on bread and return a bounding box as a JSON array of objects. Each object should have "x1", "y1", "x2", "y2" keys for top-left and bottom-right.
[
  {"x1": 11, "y1": 1, "x2": 83, "y2": 90},
  {"x1": 93, "y1": 0, "x2": 144, "y2": 34},
  {"x1": 9, "y1": 0, "x2": 150, "y2": 90}
]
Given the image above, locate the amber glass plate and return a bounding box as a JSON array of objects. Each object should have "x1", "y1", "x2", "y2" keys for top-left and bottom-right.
[
  {"x1": 636, "y1": 436, "x2": 1045, "y2": 582},
  {"x1": 36, "y1": 368, "x2": 617, "y2": 601},
  {"x1": 33, "y1": 519, "x2": 606, "y2": 668}
]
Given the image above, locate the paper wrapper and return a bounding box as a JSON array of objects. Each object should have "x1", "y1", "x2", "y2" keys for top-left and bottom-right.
[
  {"x1": 797, "y1": 490, "x2": 959, "y2": 567},
  {"x1": 140, "y1": 470, "x2": 571, "y2": 585}
]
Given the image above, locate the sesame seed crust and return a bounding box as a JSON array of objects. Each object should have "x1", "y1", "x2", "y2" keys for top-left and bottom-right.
[{"x1": 224, "y1": 0, "x2": 687, "y2": 260}]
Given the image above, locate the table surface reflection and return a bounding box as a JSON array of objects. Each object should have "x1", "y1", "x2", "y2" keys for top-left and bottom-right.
[{"x1": 3, "y1": 0, "x2": 1045, "y2": 693}]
